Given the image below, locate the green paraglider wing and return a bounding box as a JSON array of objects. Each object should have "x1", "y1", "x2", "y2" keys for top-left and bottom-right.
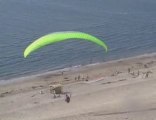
[{"x1": 24, "y1": 31, "x2": 108, "y2": 58}]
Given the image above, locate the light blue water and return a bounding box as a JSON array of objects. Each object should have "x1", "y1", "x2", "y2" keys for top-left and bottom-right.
[{"x1": 0, "y1": 0, "x2": 156, "y2": 80}]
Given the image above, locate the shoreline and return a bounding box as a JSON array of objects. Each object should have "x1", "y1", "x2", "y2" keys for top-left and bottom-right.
[{"x1": 1, "y1": 52, "x2": 156, "y2": 85}]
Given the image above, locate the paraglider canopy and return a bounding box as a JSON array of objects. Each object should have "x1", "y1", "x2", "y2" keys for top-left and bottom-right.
[{"x1": 24, "y1": 31, "x2": 108, "y2": 58}]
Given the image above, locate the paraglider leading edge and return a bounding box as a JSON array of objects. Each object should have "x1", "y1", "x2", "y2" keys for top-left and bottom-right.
[{"x1": 24, "y1": 31, "x2": 108, "y2": 58}]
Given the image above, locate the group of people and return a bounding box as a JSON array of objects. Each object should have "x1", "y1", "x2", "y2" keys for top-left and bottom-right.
[
  {"x1": 75, "y1": 75, "x2": 89, "y2": 81},
  {"x1": 128, "y1": 67, "x2": 152, "y2": 78}
]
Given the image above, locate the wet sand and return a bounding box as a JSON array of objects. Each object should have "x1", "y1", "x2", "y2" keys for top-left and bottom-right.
[{"x1": 0, "y1": 53, "x2": 156, "y2": 120}]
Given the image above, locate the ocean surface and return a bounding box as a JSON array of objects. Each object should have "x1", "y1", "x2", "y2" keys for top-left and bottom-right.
[{"x1": 0, "y1": 0, "x2": 156, "y2": 80}]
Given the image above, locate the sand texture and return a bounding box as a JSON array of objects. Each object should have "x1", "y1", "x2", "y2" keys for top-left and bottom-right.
[{"x1": 0, "y1": 53, "x2": 156, "y2": 120}]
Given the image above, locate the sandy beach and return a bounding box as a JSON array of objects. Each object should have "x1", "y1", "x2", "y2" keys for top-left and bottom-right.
[{"x1": 0, "y1": 53, "x2": 156, "y2": 120}]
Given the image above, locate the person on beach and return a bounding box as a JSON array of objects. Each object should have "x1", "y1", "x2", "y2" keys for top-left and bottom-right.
[
  {"x1": 78, "y1": 75, "x2": 80, "y2": 81},
  {"x1": 86, "y1": 75, "x2": 89, "y2": 81},
  {"x1": 65, "y1": 93, "x2": 71, "y2": 103},
  {"x1": 145, "y1": 72, "x2": 149, "y2": 78},
  {"x1": 128, "y1": 68, "x2": 131, "y2": 73}
]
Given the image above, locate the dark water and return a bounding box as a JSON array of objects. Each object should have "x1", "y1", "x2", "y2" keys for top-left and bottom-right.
[{"x1": 0, "y1": 0, "x2": 156, "y2": 80}]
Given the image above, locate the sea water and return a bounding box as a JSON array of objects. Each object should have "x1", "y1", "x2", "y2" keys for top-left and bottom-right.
[{"x1": 0, "y1": 0, "x2": 156, "y2": 80}]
